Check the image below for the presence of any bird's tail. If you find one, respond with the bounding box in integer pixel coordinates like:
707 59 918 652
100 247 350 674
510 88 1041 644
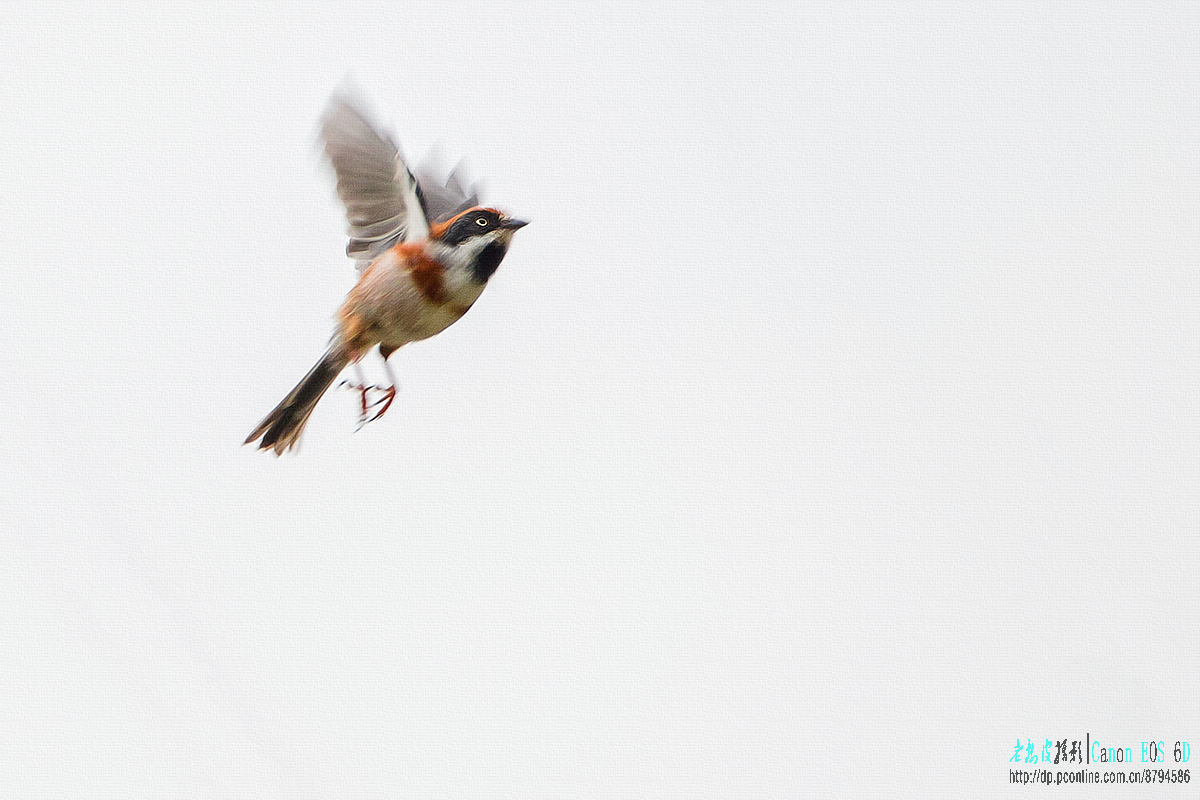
245 345 351 455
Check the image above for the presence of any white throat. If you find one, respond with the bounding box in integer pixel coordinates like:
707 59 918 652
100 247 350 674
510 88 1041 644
426 230 512 302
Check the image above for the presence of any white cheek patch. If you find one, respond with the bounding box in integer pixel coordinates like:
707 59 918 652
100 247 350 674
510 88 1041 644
451 232 503 264
431 232 506 299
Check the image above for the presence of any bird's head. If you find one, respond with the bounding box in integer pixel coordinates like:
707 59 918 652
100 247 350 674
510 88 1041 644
429 207 529 282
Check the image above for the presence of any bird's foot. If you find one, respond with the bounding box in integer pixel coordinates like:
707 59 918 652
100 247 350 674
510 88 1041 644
339 382 397 430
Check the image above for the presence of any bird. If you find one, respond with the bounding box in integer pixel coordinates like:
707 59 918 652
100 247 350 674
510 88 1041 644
245 95 528 455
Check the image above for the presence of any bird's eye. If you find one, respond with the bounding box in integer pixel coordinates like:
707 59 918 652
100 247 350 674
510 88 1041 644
475 218 489 227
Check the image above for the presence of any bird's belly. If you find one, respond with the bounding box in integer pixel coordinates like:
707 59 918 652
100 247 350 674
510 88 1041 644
372 295 468 348
391 275 480 342
350 252 479 349
407 303 467 339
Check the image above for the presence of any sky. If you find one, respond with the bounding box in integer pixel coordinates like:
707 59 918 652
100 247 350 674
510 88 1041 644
1 2 1199 797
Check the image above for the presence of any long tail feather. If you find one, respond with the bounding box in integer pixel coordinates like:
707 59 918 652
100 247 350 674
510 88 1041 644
245 346 350 455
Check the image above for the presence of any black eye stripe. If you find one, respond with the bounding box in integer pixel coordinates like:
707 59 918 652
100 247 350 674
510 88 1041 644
441 212 502 245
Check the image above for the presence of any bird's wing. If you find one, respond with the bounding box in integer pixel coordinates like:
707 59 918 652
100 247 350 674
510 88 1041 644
414 162 481 224
321 95 430 262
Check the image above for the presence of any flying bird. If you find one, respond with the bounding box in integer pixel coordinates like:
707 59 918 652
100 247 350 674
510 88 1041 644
245 95 528 455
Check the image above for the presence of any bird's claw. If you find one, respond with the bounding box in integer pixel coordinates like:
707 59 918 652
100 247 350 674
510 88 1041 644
340 381 397 430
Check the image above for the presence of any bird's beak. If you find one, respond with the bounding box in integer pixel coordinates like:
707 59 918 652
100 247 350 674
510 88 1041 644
501 217 530 230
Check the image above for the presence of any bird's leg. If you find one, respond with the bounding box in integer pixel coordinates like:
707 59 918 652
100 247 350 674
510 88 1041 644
339 350 398 428
353 364 371 420
363 356 398 424
339 363 378 429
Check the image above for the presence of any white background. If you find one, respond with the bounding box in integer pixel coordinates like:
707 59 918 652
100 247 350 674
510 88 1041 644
2 2 1198 797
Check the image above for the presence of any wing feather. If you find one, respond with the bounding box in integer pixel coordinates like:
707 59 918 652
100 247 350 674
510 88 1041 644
414 162 481 224
321 95 430 261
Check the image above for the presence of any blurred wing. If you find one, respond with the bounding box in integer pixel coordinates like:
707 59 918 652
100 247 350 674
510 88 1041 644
321 96 430 262
414 162 481 224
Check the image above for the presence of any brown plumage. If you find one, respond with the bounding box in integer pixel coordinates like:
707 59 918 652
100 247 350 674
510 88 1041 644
398 243 450 305
245 96 527 455
246 208 526 455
